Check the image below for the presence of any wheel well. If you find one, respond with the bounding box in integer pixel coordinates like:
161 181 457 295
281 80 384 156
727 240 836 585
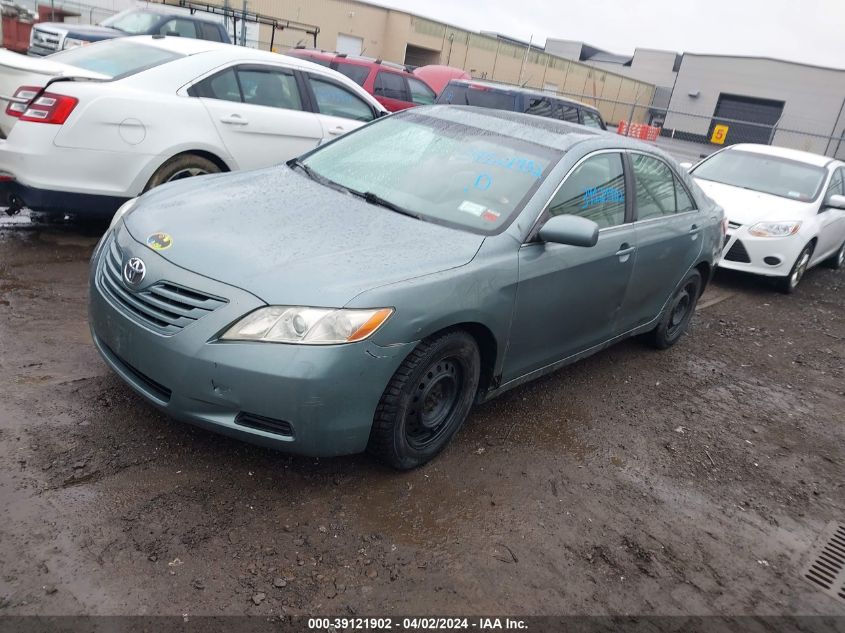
694 261 711 297
174 150 231 173
435 322 498 395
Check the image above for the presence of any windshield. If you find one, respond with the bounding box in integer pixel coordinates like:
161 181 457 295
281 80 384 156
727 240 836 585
49 40 183 79
301 113 558 234
101 9 161 34
692 149 826 202
437 84 517 111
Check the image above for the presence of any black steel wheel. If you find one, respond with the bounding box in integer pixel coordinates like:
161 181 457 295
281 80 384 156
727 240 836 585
368 330 480 470
647 269 702 350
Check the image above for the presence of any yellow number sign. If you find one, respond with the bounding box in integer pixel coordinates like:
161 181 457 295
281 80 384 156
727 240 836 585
711 124 729 145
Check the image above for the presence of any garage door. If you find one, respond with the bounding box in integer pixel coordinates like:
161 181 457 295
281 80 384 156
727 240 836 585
710 93 784 145
336 33 363 56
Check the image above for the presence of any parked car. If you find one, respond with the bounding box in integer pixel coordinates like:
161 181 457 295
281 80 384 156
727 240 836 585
28 7 230 56
437 79 607 129
89 106 723 469
285 48 436 111
412 64 470 95
0 36 386 219
688 144 845 293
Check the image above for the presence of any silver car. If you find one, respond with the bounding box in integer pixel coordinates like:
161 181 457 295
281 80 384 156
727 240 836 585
88 106 724 469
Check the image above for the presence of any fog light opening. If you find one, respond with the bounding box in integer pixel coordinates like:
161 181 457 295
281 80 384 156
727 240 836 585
764 256 781 266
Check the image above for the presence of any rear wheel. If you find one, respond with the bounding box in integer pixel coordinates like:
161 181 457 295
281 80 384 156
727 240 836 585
778 243 814 293
647 269 702 350
143 154 221 192
367 330 480 470
824 240 845 270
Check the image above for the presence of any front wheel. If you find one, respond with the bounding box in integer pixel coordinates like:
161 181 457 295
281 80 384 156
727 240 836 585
778 243 814 293
367 330 480 470
647 269 702 350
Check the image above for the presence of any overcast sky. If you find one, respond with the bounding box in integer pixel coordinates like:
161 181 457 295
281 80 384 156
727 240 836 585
376 0 845 68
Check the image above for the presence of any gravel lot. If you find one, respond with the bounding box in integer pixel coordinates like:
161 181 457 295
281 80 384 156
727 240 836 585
0 216 843 618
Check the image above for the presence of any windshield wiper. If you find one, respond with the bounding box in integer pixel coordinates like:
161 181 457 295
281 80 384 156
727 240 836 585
287 158 349 193
352 190 422 220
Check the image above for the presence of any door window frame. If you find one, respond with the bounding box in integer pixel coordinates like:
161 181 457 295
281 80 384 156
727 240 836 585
822 166 845 211
626 149 698 223
525 148 634 244
299 71 380 121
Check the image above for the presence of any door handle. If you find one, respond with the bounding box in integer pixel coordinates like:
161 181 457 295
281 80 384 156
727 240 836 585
616 243 635 257
689 224 700 234
220 114 248 125
328 126 346 136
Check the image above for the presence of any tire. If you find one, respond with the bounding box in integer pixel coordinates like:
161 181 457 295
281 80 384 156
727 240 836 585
647 269 702 350
778 243 814 294
824 240 845 270
143 154 221 192
367 330 481 470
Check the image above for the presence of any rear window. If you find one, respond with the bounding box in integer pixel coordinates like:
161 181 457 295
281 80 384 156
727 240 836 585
49 40 183 79
437 84 517 111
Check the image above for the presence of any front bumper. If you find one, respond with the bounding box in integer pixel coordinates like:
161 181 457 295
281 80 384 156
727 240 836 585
720 226 803 277
88 227 416 457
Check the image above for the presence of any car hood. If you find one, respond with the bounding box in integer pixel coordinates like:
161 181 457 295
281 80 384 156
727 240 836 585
38 22 123 39
124 168 485 306
694 178 815 225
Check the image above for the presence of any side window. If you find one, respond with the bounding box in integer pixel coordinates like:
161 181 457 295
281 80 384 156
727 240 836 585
827 168 844 198
333 62 369 86
674 175 696 212
524 97 555 118
581 110 604 129
237 67 302 110
308 76 374 122
547 153 626 229
632 154 677 220
408 77 436 105
199 22 223 42
160 19 198 38
373 71 407 101
556 102 580 124
188 68 241 103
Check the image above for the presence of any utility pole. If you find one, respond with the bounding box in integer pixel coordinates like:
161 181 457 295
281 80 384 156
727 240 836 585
240 0 247 46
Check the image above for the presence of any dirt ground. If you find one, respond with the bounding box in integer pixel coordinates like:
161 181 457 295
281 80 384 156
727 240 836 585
0 217 843 618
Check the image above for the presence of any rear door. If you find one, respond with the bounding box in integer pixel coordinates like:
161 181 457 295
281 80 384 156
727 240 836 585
190 64 323 170
505 151 635 380
302 71 378 139
372 70 413 111
622 152 702 329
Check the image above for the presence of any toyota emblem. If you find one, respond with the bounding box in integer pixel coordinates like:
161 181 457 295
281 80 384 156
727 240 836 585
123 257 146 286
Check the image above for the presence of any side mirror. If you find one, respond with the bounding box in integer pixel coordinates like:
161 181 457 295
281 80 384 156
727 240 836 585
826 194 845 210
538 214 599 247
679 162 693 170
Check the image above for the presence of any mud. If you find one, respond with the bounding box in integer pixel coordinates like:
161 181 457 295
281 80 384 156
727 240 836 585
0 219 843 617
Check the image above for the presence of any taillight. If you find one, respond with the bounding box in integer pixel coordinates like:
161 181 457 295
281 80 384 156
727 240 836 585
19 92 78 124
5 85 41 118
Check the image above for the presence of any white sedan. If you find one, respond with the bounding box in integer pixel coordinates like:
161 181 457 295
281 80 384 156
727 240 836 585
0 36 387 219
689 144 845 293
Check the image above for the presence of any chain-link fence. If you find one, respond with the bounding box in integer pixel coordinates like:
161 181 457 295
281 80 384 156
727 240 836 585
544 90 845 164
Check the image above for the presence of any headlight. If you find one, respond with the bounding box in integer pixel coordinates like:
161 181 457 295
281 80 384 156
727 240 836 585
109 197 138 230
62 37 88 50
221 306 394 344
748 221 801 237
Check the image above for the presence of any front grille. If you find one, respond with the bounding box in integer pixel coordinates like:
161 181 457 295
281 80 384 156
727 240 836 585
98 236 227 335
724 239 751 263
31 28 61 51
235 412 294 437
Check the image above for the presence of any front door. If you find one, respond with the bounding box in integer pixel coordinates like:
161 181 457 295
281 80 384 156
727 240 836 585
303 72 377 140
504 151 635 381
622 152 703 329
815 167 845 261
195 65 324 171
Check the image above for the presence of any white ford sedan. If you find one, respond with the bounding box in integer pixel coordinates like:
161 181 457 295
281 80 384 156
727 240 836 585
689 144 845 292
0 36 387 219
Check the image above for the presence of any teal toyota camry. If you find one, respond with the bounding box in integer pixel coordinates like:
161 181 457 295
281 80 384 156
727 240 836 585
89 106 724 469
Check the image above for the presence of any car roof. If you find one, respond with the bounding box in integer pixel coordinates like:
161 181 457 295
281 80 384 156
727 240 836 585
287 48 414 75
125 6 223 24
414 105 655 154
726 143 834 168
445 79 600 113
